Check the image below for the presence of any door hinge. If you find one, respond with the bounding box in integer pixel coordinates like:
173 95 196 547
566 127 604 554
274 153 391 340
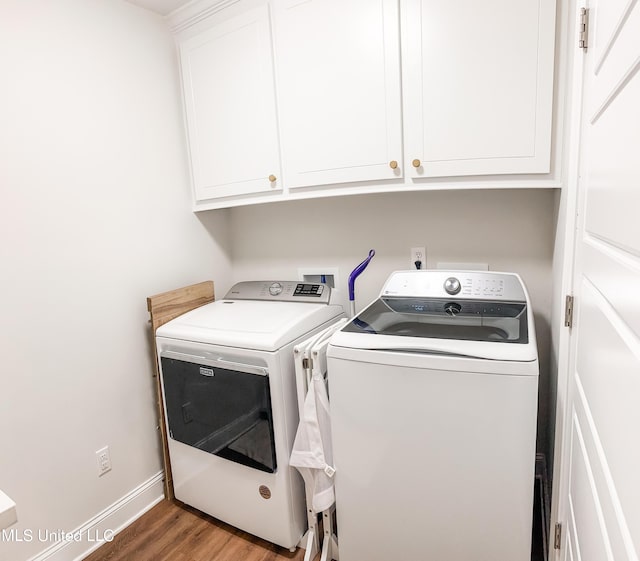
564 295 574 328
554 522 562 549
579 7 589 50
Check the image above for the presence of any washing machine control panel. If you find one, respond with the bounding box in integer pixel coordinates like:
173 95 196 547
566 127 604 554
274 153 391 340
459 276 506 298
382 271 526 302
224 281 331 303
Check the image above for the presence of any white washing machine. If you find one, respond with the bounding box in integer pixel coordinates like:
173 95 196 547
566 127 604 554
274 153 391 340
327 270 539 561
155 281 344 549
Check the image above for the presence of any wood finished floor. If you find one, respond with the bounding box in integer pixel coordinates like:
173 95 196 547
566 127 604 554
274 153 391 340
82 500 310 561
83 496 544 561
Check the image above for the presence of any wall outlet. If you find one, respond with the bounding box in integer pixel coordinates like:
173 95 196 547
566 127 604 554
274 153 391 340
410 247 426 269
96 446 112 477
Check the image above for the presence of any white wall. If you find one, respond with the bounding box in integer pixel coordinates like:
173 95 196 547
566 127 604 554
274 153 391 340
230 189 556 453
0 1 231 560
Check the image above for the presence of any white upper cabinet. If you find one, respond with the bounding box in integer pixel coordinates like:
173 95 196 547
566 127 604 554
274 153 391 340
273 0 403 189
172 0 558 208
178 3 281 201
402 0 556 178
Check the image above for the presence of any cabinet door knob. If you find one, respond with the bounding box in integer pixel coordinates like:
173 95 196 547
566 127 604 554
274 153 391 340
268 174 277 182
389 160 398 169
412 159 421 168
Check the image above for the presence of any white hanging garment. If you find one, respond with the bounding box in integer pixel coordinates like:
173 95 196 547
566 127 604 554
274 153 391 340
290 319 347 513
290 366 336 512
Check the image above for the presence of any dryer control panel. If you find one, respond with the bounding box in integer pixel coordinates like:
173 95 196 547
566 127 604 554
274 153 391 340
224 281 331 304
381 271 527 302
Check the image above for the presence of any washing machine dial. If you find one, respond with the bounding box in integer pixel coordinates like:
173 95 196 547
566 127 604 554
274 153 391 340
444 277 461 295
268 282 283 296
444 302 462 317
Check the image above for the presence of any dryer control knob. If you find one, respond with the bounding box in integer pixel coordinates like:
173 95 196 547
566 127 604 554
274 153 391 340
269 282 283 296
444 277 461 295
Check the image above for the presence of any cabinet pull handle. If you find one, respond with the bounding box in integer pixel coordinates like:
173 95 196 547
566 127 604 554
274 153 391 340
268 174 277 182
412 159 421 168
389 160 398 169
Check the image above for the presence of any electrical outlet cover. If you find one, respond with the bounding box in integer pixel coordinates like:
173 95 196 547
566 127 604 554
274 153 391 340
410 247 426 269
96 446 112 476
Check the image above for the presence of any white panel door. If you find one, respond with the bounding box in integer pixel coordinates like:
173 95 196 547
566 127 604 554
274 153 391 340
555 2 640 560
273 0 402 189
179 4 281 201
402 0 556 178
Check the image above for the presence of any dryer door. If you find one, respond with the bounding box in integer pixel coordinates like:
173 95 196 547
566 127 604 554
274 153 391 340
160 351 277 473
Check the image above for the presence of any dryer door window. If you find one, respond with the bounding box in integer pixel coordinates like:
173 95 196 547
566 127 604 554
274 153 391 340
161 355 277 473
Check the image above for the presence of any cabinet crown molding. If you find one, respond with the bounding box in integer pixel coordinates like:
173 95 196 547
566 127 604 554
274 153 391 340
167 0 241 33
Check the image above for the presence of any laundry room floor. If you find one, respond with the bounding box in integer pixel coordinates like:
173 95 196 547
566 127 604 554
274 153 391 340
82 500 305 561
83 497 547 561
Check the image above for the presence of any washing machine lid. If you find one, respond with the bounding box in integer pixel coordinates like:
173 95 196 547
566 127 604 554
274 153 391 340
330 270 537 362
343 296 528 340
156 299 344 351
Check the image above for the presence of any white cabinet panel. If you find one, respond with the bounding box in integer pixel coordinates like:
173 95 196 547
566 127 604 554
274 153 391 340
273 0 402 188
402 0 556 178
179 4 281 201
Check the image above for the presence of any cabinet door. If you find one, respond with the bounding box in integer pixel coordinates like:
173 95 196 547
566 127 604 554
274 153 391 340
179 4 281 201
274 0 402 189
402 0 556 178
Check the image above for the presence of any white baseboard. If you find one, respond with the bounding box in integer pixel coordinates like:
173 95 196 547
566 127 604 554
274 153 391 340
28 471 164 561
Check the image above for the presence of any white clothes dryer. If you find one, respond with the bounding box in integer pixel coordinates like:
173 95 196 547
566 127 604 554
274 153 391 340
327 270 539 561
155 281 344 550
